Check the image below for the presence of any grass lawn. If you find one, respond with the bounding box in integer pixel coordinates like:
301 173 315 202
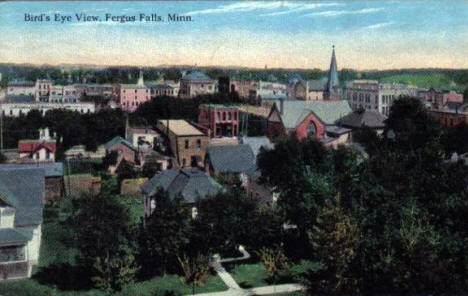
379 73 465 92
229 263 270 289
0 200 227 296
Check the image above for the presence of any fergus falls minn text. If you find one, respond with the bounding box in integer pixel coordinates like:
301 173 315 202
24 13 193 23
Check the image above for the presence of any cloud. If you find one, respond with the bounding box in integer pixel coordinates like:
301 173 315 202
364 21 396 30
306 7 384 17
186 1 303 16
259 3 343 17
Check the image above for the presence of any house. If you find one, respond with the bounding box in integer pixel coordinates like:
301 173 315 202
119 70 150 112
0 163 64 202
0 167 45 280
18 128 56 163
198 104 240 138
6 81 35 98
178 71 216 99
289 79 328 101
104 136 138 166
141 168 222 219
126 126 162 151
337 108 387 134
148 81 180 98
266 99 353 147
421 88 463 110
156 120 209 168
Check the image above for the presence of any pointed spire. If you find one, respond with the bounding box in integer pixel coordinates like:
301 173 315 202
137 69 144 86
326 45 340 100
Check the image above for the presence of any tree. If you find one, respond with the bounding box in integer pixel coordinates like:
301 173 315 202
305 194 359 294
69 195 138 291
139 190 191 276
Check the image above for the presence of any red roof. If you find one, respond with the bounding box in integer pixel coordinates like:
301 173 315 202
18 141 56 154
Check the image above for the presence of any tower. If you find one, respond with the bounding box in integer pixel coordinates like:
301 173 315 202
137 69 144 86
325 45 340 100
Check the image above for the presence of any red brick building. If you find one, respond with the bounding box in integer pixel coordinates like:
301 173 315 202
428 109 468 127
422 88 463 109
198 104 239 138
267 100 352 147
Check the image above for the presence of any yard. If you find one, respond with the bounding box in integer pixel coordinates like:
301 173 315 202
0 196 227 296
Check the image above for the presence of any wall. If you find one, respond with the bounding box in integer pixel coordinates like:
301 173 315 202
0 207 15 229
119 87 150 112
295 113 325 141
107 143 136 164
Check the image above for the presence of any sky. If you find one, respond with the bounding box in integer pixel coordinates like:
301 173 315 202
0 1 468 70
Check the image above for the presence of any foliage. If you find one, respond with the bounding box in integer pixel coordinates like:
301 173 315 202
257 246 291 283
177 253 211 287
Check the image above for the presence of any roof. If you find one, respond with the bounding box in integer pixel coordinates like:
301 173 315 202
158 120 204 136
8 81 35 87
141 168 221 203
325 125 352 135
0 168 45 227
199 104 238 110
0 162 63 177
308 79 327 91
18 140 57 154
206 144 256 174
120 84 148 89
127 127 159 136
148 83 175 90
104 136 137 151
0 228 31 246
181 71 213 82
337 109 387 129
271 100 353 129
6 95 35 103
326 46 340 97
240 136 274 157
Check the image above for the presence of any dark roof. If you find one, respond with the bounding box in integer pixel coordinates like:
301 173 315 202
240 136 274 157
325 125 352 135
0 163 63 177
206 144 256 174
8 81 35 87
308 79 327 91
337 109 386 129
181 71 213 82
0 228 31 246
326 46 340 97
0 168 45 227
104 136 136 151
6 95 35 103
141 168 221 204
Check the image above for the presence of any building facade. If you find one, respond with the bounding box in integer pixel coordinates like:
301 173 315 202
421 88 464 109
119 71 150 112
0 102 96 117
178 71 216 99
156 120 209 168
6 81 35 98
345 80 418 116
198 104 239 138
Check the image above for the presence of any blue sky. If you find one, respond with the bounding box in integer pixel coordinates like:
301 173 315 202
1 1 467 69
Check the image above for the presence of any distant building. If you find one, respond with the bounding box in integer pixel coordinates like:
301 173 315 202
119 70 150 112
344 80 418 116
218 76 231 94
230 80 259 100
267 100 352 148
289 79 328 101
205 144 256 177
35 80 53 102
141 168 222 219
250 81 287 105
0 102 95 117
198 104 239 138
148 81 179 98
178 71 216 99
6 81 35 98
420 88 463 110
126 126 162 150
104 136 138 165
156 119 209 168
428 109 468 127
0 167 45 279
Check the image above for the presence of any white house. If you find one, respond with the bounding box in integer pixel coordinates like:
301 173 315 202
0 167 45 279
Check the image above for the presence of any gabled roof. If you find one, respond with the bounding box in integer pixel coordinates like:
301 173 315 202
0 168 45 227
239 136 274 157
18 140 57 154
181 71 213 82
206 144 256 174
270 100 352 129
104 136 137 152
0 228 31 246
337 109 386 129
141 168 221 204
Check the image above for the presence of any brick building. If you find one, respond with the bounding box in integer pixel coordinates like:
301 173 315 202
197 104 239 138
156 120 209 168
428 109 468 127
421 88 463 109
119 70 150 112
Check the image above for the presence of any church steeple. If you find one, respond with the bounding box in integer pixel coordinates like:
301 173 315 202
326 45 340 100
137 69 144 86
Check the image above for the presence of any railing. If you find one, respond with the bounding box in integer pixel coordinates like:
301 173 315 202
0 261 29 280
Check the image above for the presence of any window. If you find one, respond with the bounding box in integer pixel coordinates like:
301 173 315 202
216 112 220 121
185 140 189 149
46 151 50 159
182 158 186 166
196 139 201 149
0 246 25 263
228 112 232 120
307 121 316 138
222 112 226 121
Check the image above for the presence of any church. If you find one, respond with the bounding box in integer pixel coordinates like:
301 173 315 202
288 46 341 101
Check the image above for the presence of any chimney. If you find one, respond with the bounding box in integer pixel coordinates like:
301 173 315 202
279 98 284 115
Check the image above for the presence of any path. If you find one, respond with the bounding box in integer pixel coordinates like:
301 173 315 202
185 245 306 296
